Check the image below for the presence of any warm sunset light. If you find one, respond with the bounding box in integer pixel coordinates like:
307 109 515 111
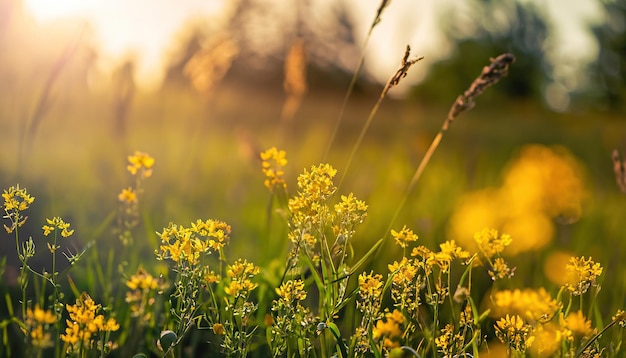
23 0 228 89
24 0 92 20
20 0 601 93
2 0 626 357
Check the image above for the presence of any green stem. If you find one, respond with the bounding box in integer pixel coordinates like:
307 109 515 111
322 4 385 162
336 82 392 192
385 129 444 234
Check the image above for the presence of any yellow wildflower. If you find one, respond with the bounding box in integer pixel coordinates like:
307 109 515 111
260 147 288 190
204 270 220 284
157 220 230 266
126 267 160 290
373 310 405 349
25 305 57 348
390 225 418 248
490 288 560 324
388 257 418 285
563 256 603 296
358 271 383 300
27 306 56 325
495 314 534 352
474 228 511 258
529 322 562 357
561 310 594 338
224 259 259 297
61 293 119 351
42 217 74 237
2 184 35 212
333 193 368 237
126 151 154 178
2 184 34 233
296 163 337 202
440 240 470 260
118 187 137 203
275 279 307 302
490 257 514 280
191 219 232 252
435 323 466 354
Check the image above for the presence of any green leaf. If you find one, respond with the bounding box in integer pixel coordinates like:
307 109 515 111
349 238 383 275
327 322 348 358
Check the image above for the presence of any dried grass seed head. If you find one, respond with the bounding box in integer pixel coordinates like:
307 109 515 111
445 53 516 129
388 45 424 89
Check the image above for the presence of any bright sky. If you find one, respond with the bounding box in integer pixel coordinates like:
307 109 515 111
23 0 604 95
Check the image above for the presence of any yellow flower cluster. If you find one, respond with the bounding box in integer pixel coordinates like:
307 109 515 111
224 259 260 297
333 193 368 238
2 184 35 212
125 267 165 322
373 310 405 350
561 310 594 338
406 240 470 278
490 288 560 324
474 228 511 258
391 225 418 248
388 257 419 286
126 151 154 178
285 162 367 265
295 163 337 202
563 256 603 296
288 163 338 229
495 314 534 352
42 217 74 237
449 145 586 255
260 147 288 190
427 240 470 273
435 323 466 355
157 219 231 266
472 228 514 280
2 184 35 233
117 187 137 204
24 305 56 348
126 267 161 290
524 310 596 357
275 279 307 302
61 293 119 350
358 271 383 301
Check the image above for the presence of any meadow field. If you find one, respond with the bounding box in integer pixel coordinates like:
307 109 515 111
2 3 626 357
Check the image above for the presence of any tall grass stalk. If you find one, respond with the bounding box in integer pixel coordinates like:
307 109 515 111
384 53 516 234
337 45 423 191
322 0 393 162
17 29 85 174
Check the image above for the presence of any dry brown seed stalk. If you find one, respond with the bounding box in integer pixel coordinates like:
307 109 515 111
373 0 392 27
444 53 516 130
388 45 424 89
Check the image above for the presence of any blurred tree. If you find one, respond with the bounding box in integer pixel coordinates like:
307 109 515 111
585 0 626 112
410 0 552 106
161 0 362 91
162 24 205 89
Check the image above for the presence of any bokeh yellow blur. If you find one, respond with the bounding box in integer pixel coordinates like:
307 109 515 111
448 144 586 255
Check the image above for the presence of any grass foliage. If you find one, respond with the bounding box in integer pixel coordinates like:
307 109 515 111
2 1 626 357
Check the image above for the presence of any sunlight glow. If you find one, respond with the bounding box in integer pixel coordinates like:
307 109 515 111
23 0 227 90
22 0 603 94
25 0 98 20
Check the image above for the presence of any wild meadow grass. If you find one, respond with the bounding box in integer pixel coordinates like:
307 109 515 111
3 2 626 358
